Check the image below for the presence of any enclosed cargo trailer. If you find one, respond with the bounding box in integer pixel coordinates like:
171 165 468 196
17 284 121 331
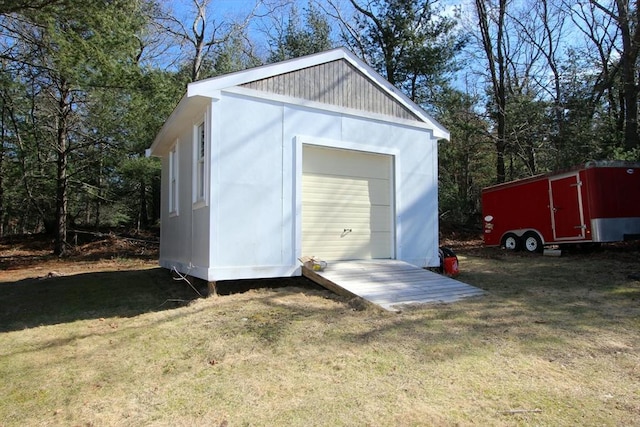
482 161 640 252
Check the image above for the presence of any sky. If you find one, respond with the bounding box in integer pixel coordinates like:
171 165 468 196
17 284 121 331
164 0 317 58
164 0 472 53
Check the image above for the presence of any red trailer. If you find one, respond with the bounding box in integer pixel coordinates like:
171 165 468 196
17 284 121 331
482 161 640 252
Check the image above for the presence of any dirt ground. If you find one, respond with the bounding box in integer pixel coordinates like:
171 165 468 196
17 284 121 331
0 228 485 283
0 231 160 282
3 229 640 282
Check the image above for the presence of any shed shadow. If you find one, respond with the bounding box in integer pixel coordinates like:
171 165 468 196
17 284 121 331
0 268 332 333
0 268 200 333
213 276 325 296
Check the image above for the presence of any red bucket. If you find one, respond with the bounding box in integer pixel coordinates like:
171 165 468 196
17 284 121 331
439 247 459 276
443 256 459 276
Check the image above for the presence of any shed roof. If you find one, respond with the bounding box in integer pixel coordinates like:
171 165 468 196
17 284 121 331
150 47 448 155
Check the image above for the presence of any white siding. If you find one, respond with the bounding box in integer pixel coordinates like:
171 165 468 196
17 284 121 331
158 105 210 279
159 91 440 281
159 129 192 268
209 96 286 274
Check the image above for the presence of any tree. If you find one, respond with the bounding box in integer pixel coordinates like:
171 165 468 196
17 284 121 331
0 0 152 253
110 69 184 230
327 0 465 105
437 88 494 225
268 2 333 62
474 0 509 183
590 0 640 152
212 33 263 75
565 1 629 156
156 0 267 82
556 49 611 162
0 0 65 15
509 0 572 169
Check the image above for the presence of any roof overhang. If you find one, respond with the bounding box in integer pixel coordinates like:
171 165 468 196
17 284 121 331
148 94 211 156
149 47 449 157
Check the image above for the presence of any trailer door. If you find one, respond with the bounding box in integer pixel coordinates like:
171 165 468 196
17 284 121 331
549 173 586 240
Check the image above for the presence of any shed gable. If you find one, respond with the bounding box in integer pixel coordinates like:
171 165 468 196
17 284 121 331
240 59 420 122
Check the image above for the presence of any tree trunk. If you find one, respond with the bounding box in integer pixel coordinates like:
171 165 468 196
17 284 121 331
191 0 207 81
54 82 71 256
496 121 506 182
54 135 68 255
151 173 161 226
616 0 640 150
476 0 508 183
540 0 565 168
138 178 148 231
95 146 103 229
0 96 5 238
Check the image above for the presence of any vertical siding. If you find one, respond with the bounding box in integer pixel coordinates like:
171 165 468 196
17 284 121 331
241 59 419 121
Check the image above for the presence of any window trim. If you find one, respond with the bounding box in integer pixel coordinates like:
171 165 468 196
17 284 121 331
193 114 209 209
169 140 179 217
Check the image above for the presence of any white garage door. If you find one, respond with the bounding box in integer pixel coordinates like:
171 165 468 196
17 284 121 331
302 145 393 261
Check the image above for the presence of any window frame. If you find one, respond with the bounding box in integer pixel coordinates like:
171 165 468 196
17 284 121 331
193 115 208 208
168 140 179 217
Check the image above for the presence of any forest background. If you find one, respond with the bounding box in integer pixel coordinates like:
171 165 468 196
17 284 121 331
0 0 638 254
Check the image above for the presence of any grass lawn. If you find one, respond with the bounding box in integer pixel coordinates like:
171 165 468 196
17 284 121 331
1 239 639 426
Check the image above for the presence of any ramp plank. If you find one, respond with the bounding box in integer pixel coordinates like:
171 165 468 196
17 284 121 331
303 260 485 311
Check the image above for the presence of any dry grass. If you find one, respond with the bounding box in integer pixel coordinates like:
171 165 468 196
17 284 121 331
1 237 639 426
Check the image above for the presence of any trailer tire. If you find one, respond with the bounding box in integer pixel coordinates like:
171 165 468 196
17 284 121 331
523 232 543 253
502 233 521 251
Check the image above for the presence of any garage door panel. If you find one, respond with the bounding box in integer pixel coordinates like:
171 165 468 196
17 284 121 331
303 205 371 219
303 147 391 179
302 145 393 261
306 214 370 234
305 175 391 206
304 204 371 216
304 176 371 200
305 193 371 206
302 233 390 260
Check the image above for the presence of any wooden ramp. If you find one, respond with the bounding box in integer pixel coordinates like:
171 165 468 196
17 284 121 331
302 260 484 311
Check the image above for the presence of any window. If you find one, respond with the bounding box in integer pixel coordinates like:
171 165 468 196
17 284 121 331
169 142 179 215
195 121 206 204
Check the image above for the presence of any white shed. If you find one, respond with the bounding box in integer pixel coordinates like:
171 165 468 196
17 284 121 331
149 48 449 283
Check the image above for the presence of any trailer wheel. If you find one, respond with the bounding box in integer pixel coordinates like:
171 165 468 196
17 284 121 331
502 233 521 251
523 232 543 253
